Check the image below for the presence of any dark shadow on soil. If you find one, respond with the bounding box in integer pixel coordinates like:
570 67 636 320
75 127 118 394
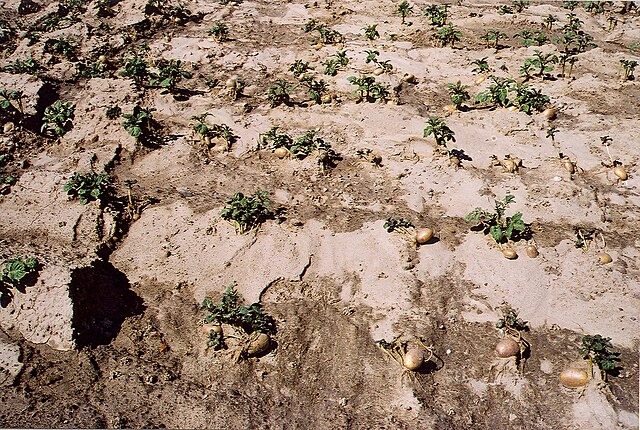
69 260 145 347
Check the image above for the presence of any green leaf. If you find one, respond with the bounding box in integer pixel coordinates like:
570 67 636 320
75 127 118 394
490 225 503 243
4 261 26 282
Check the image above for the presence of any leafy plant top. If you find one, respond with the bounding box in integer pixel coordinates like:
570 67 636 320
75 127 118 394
465 194 528 244
347 75 389 102
64 172 111 205
496 307 529 332
423 4 449 26
423 116 455 148
323 50 349 76
220 191 272 233
261 126 293 150
119 47 151 88
579 334 620 380
446 81 470 108
122 105 156 141
41 101 75 137
2 257 38 286
397 0 413 25
201 284 276 343
363 24 380 40
304 20 343 45
384 216 413 233
291 130 322 158
267 80 294 107
435 23 462 47
150 59 192 92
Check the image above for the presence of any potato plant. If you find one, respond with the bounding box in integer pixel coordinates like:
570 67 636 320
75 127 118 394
303 20 343 45
435 23 462 48
555 17 596 54
377 337 440 378
423 4 449 26
494 306 530 374
76 58 109 79
423 116 455 149
482 30 508 50
0 89 24 125
323 50 349 76
396 0 413 25
191 114 237 151
291 130 322 159
300 75 328 104
365 51 392 74
2 257 38 288
122 105 156 142
543 14 558 30
208 22 229 42
475 76 513 107
316 139 341 174
3 57 42 76
0 175 16 194
583 1 605 14
527 50 558 78
201 284 276 352
64 172 111 205
105 105 122 120
476 77 549 114
446 81 470 109
573 224 600 250
514 30 548 47
1 257 39 305
363 24 379 41
620 59 637 81
465 194 529 245
578 334 620 381
41 101 75 137
260 126 293 151
383 216 413 233
557 53 578 78
267 79 294 107
145 0 192 23
43 36 77 62
356 148 382 166
471 57 489 74
289 59 313 79
150 59 192 93
347 75 389 102
220 191 272 233
119 47 151 88
512 83 550 114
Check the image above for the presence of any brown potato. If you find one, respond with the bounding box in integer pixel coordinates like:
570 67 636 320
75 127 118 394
502 247 517 259
415 228 434 245
403 348 424 371
495 338 520 358
559 368 589 388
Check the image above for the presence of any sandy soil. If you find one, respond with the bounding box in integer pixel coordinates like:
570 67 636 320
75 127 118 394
0 0 638 428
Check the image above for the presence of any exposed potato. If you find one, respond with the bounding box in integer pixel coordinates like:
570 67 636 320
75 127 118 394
403 348 424 371
598 252 612 264
542 108 557 120
502 247 517 259
415 228 434 245
495 338 519 358
613 166 628 181
525 245 539 258
559 368 589 388
246 333 270 356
